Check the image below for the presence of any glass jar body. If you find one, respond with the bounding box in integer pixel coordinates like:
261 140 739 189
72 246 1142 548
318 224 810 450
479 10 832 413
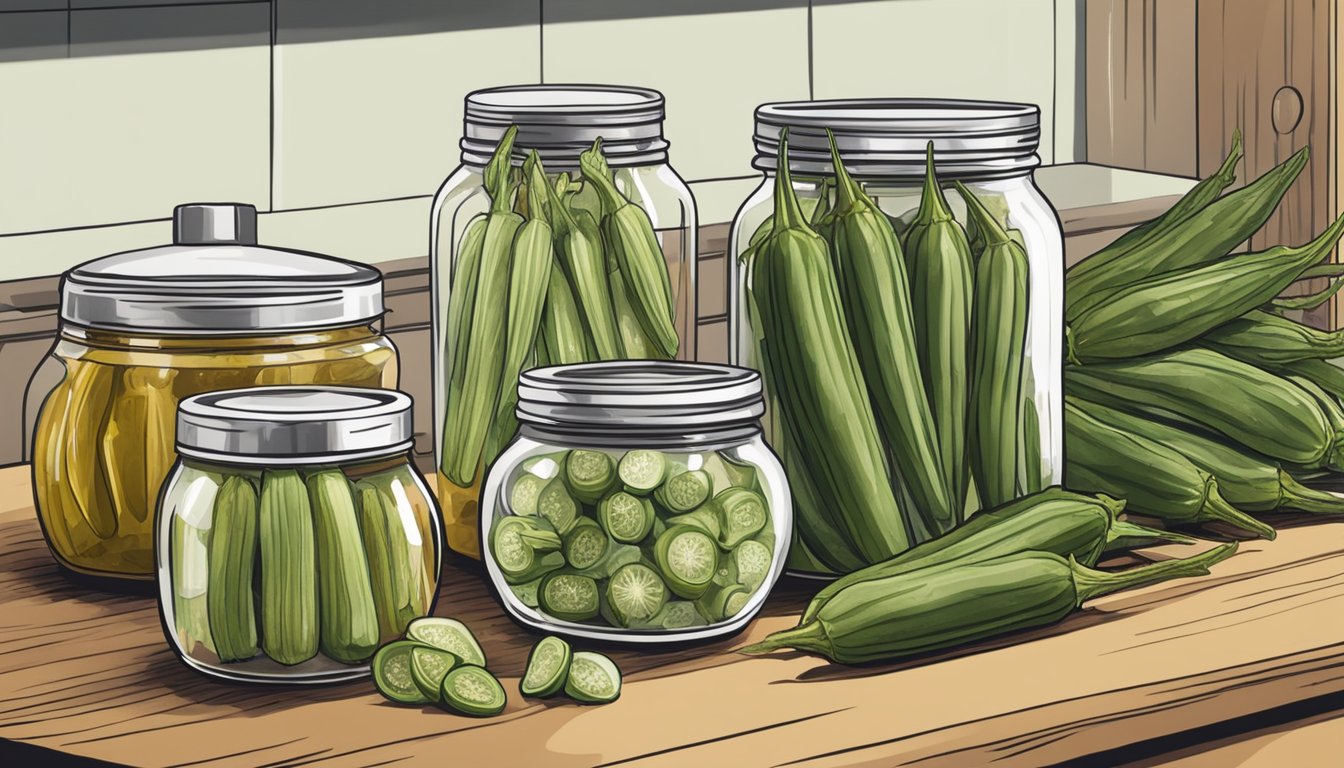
156 454 440 684
29 325 398 580
479 428 791 643
431 160 699 559
729 171 1064 574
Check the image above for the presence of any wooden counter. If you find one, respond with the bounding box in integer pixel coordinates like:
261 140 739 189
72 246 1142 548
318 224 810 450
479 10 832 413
1 464 1341 767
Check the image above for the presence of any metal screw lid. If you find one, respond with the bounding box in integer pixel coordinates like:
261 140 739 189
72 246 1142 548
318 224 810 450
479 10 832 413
753 98 1041 180
60 202 384 335
516 361 764 433
461 84 669 171
176 386 414 465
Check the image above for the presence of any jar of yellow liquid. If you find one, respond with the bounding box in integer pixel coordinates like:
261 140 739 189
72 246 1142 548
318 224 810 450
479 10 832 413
28 203 398 581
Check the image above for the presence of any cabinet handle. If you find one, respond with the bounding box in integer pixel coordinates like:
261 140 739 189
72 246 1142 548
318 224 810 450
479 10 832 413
1273 86 1304 135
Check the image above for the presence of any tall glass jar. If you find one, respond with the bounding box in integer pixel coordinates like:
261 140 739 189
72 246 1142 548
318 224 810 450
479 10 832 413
729 99 1064 577
157 387 441 684
431 85 698 559
480 362 790 643
27 204 397 581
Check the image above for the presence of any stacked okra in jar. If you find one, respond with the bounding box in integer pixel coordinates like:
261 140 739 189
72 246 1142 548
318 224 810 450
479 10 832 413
744 129 1040 572
491 448 775 630
170 464 435 667
440 125 681 494
1060 131 1344 535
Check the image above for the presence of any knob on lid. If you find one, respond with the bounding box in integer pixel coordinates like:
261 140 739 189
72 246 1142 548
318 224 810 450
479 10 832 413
174 203 258 245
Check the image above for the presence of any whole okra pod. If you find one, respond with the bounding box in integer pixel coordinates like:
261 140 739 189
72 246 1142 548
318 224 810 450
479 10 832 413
824 130 950 534
903 143 975 520
959 182 1030 508
748 543 1237 664
1201 309 1344 365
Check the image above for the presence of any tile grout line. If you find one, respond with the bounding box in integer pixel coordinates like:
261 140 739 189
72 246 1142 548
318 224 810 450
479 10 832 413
538 0 544 83
806 0 814 100
268 0 276 212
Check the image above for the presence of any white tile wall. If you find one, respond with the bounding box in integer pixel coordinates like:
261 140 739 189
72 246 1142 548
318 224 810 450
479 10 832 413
543 1 810 183
0 2 270 234
812 0 1062 164
272 0 540 210
0 0 1086 277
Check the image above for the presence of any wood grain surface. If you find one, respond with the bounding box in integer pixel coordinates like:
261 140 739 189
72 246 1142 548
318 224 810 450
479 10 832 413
1 465 1342 767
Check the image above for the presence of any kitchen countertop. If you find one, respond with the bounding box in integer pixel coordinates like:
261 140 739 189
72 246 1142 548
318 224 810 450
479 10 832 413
1 464 1341 767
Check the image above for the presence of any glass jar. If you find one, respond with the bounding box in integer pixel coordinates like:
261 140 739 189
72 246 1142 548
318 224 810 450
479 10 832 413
432 84 698 559
27 203 397 581
157 387 441 684
480 362 790 644
729 99 1064 577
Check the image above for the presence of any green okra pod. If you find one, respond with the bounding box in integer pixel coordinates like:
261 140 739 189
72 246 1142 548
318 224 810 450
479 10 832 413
1065 348 1344 471
903 143 975 520
259 469 319 666
748 543 1237 664
824 131 950 533
443 125 523 486
753 128 910 565
959 182 1031 508
580 139 679 359
553 185 622 360
1201 309 1344 365
484 151 557 464
1067 138 1303 320
206 475 260 663
1063 399 1276 539
1074 396 1344 516
308 469 380 664
1068 212 1344 363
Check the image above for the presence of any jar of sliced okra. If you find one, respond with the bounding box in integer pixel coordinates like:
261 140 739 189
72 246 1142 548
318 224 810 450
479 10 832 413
156 386 441 684
480 362 790 643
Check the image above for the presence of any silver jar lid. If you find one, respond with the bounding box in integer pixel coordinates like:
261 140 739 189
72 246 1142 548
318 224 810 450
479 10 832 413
753 98 1041 180
461 84 669 171
61 203 384 334
516 362 764 433
176 386 414 465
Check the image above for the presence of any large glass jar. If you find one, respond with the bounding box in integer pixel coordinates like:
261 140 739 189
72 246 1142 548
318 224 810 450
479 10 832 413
729 100 1064 577
480 362 790 644
432 85 698 559
28 203 397 581
157 387 440 684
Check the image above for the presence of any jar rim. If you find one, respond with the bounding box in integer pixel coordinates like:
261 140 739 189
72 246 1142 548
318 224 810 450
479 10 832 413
176 386 414 465
461 84 670 171
516 361 764 433
753 98 1041 181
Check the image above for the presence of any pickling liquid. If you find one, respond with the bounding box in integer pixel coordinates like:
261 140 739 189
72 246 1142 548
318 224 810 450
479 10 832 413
32 326 397 579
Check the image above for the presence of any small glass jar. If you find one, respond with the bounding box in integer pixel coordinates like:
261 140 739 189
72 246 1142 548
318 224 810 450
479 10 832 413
27 203 397 581
480 362 790 644
157 387 441 684
432 85 699 560
729 100 1064 577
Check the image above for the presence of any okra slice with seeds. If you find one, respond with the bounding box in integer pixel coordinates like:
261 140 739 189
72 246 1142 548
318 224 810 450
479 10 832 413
715 487 768 548
606 562 668 626
618 450 666 494
733 539 773 592
510 473 546 516
536 477 580 534
655 525 719 599
565 651 622 704
439 665 507 717
406 617 487 668
372 640 433 705
538 573 601 622
562 517 610 570
520 636 572 698
654 469 712 514
565 450 617 505
597 491 655 543
409 645 462 703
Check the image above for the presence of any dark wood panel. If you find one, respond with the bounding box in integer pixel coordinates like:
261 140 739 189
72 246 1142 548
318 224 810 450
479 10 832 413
1085 0 1198 177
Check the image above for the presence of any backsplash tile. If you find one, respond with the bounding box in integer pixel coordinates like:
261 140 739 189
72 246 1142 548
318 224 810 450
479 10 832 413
0 8 64 64
0 3 269 234
811 0 1060 165
272 0 540 210
542 1 810 183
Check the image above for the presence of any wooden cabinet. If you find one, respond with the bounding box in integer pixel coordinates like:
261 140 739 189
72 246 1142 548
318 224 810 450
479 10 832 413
1086 0 1337 326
